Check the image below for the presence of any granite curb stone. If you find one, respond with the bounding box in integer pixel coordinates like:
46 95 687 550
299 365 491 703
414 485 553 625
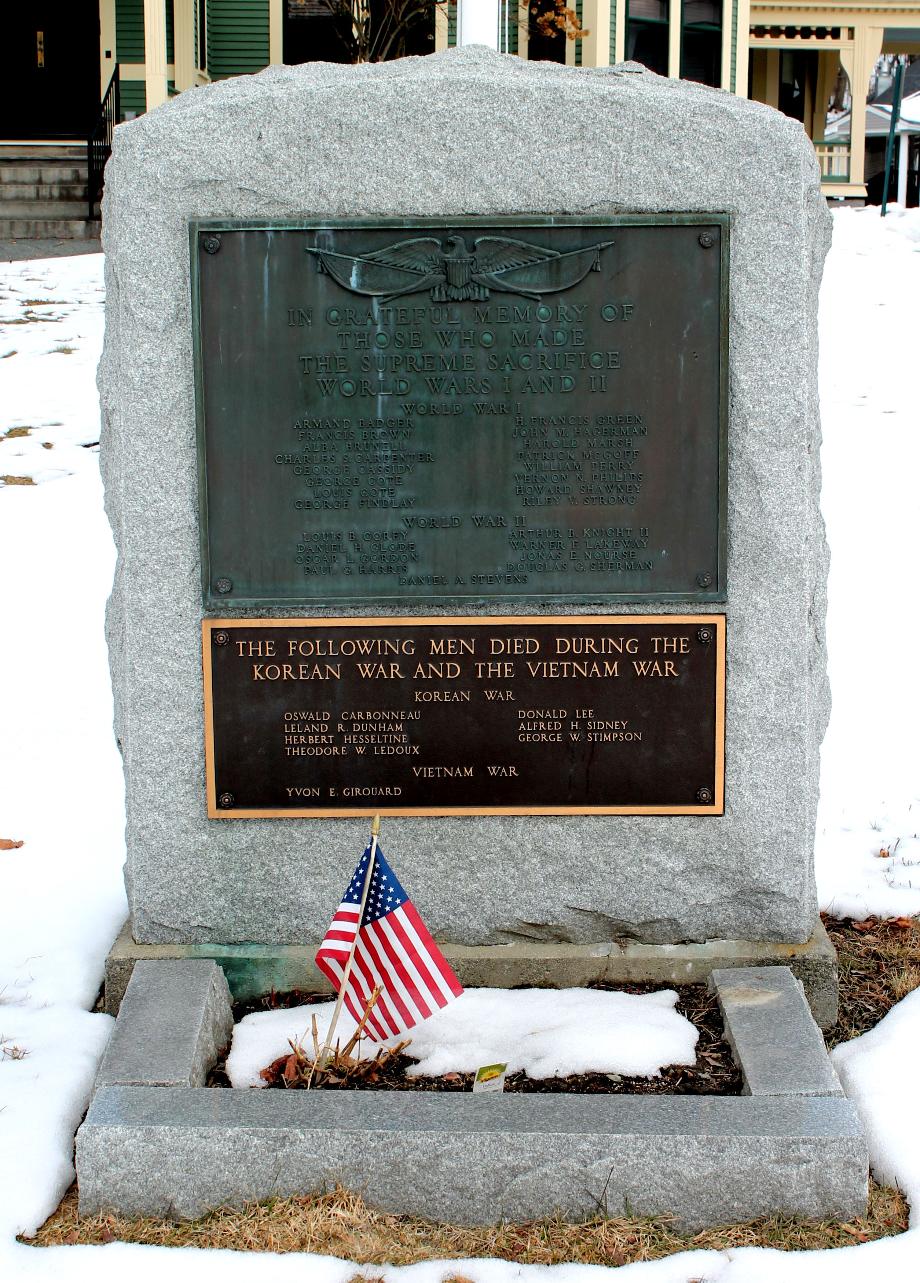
94 959 233 1091
710 965 843 1096
76 1085 867 1227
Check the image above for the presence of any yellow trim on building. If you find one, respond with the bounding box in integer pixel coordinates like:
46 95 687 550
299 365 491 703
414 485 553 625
517 3 530 58
269 0 283 65
174 0 196 91
435 2 449 52
100 0 117 95
615 0 627 62
722 0 735 89
120 62 176 80
668 1 683 78
583 0 613 66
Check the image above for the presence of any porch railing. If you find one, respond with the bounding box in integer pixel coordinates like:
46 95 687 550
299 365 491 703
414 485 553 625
87 66 120 220
815 139 851 184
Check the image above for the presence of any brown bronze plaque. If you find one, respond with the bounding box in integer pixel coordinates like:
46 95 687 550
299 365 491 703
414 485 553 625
203 616 725 817
192 217 728 608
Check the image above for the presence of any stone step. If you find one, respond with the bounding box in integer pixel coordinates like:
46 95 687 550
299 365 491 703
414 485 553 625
0 217 98 240
0 181 88 202
0 164 88 185
0 199 89 219
0 145 86 161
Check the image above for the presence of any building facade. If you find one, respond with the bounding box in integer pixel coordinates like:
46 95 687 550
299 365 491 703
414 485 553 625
2 1 919 200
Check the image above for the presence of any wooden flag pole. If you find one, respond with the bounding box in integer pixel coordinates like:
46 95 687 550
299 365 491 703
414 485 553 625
314 814 380 1073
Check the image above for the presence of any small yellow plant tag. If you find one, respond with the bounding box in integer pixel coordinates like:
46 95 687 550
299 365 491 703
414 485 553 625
472 1062 508 1093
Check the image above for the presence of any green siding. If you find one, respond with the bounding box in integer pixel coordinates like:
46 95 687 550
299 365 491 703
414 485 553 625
119 79 147 118
116 0 145 62
116 0 175 63
207 0 271 79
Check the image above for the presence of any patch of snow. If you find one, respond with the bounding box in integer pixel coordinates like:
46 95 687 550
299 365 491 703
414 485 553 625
816 207 920 923
833 988 920 1226
227 987 699 1088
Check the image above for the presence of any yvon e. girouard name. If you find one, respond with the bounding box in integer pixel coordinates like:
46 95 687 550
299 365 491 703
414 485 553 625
203 616 726 817
192 218 727 607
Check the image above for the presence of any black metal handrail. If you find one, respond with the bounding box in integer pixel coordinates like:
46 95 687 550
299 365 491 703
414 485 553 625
87 66 120 221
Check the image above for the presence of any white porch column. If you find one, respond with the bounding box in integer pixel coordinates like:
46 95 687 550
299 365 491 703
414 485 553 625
174 0 195 93
269 0 283 64
840 24 884 192
143 0 169 109
582 0 611 67
898 132 909 207
457 0 499 48
668 1 682 80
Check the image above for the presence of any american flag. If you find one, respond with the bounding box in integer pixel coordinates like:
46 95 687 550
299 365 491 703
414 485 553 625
315 843 464 1042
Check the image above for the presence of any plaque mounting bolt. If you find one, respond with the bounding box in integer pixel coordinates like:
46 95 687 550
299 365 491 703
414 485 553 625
697 626 714 645
696 787 714 804
218 792 235 809
696 573 713 588
698 232 715 249
215 577 233 595
213 630 230 647
202 235 221 255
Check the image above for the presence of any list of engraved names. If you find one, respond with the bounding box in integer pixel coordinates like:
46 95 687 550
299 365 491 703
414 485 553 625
205 619 725 815
195 221 724 604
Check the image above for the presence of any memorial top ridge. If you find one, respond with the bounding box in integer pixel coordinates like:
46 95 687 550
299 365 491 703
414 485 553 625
192 216 728 609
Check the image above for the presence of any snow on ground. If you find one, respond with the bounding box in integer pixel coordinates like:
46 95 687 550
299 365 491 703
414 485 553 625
228 987 698 1087
0 207 919 1281
815 206 920 923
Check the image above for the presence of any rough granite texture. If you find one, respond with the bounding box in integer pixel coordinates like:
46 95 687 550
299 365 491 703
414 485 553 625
99 47 832 946
94 960 232 1090
77 1086 866 1226
104 917 839 1027
711 966 843 1096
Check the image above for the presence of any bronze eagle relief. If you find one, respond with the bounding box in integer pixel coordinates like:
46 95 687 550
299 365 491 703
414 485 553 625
305 234 615 303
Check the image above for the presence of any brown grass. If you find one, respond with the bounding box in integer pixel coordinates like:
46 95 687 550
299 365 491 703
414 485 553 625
0 474 35 485
3 426 31 438
826 913 920 1047
25 1181 907 1262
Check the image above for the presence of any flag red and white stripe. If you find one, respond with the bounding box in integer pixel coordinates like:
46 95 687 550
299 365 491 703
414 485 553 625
315 843 463 1042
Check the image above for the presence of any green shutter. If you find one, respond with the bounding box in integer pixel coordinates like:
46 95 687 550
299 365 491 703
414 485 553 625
116 0 145 62
610 0 618 62
207 0 271 79
731 0 738 91
448 1 457 48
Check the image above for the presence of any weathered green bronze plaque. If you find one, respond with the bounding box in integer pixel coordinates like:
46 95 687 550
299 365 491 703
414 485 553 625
192 218 727 607
203 616 726 817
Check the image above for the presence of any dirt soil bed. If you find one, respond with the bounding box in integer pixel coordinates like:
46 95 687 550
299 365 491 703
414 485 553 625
207 982 742 1095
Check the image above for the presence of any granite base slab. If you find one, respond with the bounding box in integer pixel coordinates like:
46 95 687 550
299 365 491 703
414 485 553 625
77 1087 866 1228
78 960 861 1226
104 917 839 1028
